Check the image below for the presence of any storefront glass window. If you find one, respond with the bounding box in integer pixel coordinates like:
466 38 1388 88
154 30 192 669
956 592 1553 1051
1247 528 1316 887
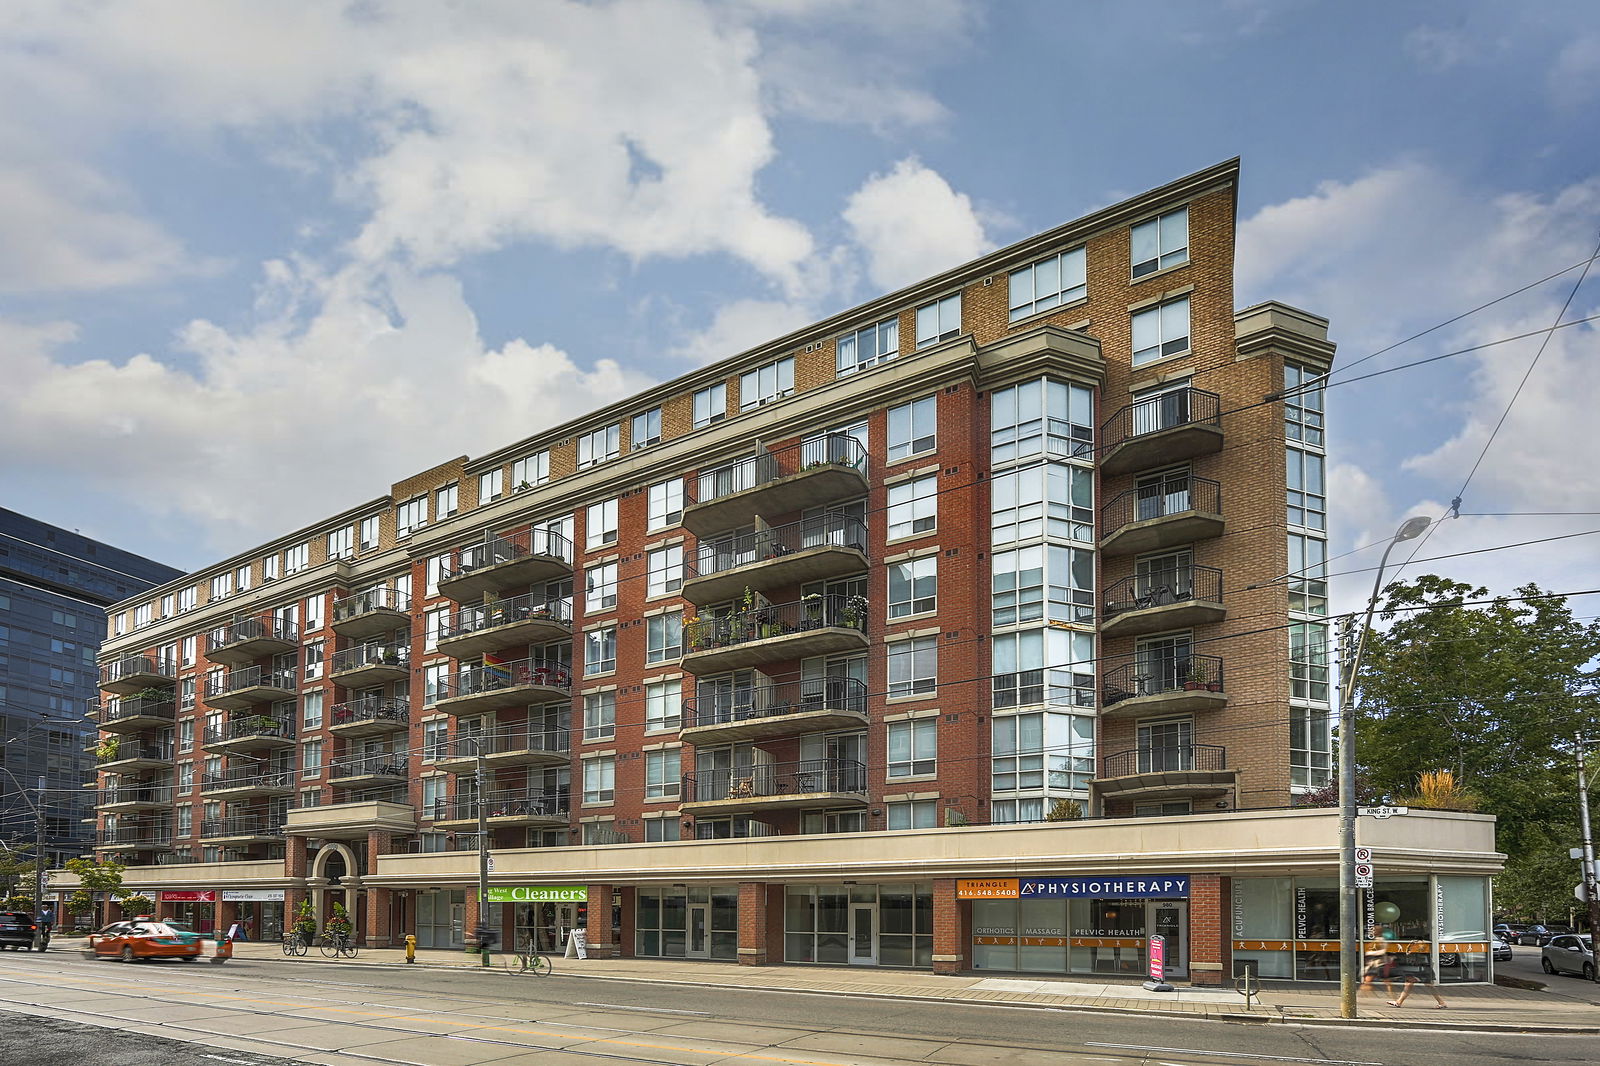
633 886 736 960
1231 876 1293 978
1437 875 1490 983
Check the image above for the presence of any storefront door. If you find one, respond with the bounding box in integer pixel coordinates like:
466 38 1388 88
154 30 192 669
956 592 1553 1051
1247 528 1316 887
449 902 466 945
686 903 711 959
1149 900 1187 978
849 903 877 965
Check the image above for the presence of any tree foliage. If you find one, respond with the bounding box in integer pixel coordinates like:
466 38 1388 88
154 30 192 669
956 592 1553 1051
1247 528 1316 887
63 857 127 916
1352 576 1600 917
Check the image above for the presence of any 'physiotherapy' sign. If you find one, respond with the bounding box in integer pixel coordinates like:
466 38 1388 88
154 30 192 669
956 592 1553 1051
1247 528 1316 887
960 876 1189 899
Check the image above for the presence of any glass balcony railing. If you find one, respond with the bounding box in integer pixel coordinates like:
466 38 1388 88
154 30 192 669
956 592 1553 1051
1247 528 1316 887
204 666 297 700
332 587 411 625
330 696 410 730
442 594 572 641
329 642 410 675
441 726 570 761
329 755 408 780
689 514 867 581
683 594 866 653
682 677 868 729
686 434 868 510
684 758 866 803
438 658 571 701
425 792 568 823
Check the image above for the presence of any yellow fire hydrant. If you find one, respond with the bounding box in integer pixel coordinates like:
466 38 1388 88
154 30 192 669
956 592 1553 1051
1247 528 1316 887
405 934 416 964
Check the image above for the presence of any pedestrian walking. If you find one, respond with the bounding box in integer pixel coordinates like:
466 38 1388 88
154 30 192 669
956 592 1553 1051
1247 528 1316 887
1388 959 1448 1009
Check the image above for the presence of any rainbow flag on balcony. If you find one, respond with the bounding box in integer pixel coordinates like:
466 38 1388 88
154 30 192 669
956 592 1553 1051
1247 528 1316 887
482 651 512 685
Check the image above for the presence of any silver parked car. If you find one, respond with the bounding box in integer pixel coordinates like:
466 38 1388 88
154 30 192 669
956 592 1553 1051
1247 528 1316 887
1541 933 1594 979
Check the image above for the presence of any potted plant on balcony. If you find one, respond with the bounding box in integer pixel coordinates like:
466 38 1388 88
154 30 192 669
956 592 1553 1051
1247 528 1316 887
801 592 823 629
380 647 403 666
1182 660 1216 692
96 737 121 762
841 595 868 630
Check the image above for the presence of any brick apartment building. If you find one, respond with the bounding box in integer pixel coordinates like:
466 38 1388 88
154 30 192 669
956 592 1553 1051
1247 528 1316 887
64 159 1500 983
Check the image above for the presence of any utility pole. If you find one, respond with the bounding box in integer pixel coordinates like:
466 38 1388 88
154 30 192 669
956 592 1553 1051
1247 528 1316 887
476 738 490 967
1576 736 1600 982
32 776 46 950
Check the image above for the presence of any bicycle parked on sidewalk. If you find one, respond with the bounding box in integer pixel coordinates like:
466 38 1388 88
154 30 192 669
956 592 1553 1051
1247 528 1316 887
505 935 552 976
319 930 359 958
281 932 308 957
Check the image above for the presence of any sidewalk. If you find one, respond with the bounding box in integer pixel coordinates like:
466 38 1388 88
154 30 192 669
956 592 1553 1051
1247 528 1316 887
192 940 1598 1033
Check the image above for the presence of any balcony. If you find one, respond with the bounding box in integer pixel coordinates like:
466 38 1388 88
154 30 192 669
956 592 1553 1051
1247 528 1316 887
202 714 295 753
682 758 867 815
329 755 408 788
204 666 297 710
285 799 417 839
438 528 574 602
682 434 869 537
94 828 173 851
200 768 295 799
682 515 869 606
434 658 571 716
99 655 176 696
329 643 411 688
199 817 286 845
426 792 568 829
1100 475 1223 557
681 595 869 675
434 727 570 773
1099 388 1223 477
96 741 175 773
1100 653 1227 719
1101 565 1225 639
96 785 174 812
329 696 410 739
1090 744 1238 805
681 677 868 746
331 587 412 640
436 595 572 660
94 695 176 734
206 615 300 666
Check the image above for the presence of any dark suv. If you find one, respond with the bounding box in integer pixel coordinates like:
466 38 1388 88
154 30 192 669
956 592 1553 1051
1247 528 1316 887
0 912 45 951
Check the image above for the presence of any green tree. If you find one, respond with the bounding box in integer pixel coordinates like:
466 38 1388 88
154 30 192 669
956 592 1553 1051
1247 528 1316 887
63 857 128 918
1352 576 1600 916
0 853 45 905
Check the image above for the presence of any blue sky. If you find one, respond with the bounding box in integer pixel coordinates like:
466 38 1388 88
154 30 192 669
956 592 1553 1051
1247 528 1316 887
1 0 1597 614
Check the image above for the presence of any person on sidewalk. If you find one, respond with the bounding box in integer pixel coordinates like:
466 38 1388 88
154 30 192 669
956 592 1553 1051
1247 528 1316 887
1388 960 1448 1009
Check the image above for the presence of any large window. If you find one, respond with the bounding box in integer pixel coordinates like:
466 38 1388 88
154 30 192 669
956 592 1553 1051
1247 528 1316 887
887 719 937 778
1290 621 1331 703
646 611 682 664
647 546 683 597
991 628 1095 708
887 557 937 618
1290 705 1332 788
436 482 459 519
915 293 961 347
396 495 427 536
1132 295 1191 366
585 627 617 675
1284 362 1326 447
837 316 899 375
648 479 683 530
886 800 938 830
887 476 937 540
990 378 1094 463
1288 533 1328 615
1131 206 1189 278
585 562 617 613
739 357 794 410
512 450 549 489
887 395 936 462
645 679 681 732
887 636 937 698
991 544 1094 626
991 710 1094 795
584 691 616 741
583 756 615 804
478 469 503 503
632 406 662 449
423 662 449 706
327 525 353 560
645 750 681 800
578 423 620 468
990 463 1094 545
693 383 727 428
1009 247 1086 320
1287 447 1326 530
586 498 618 548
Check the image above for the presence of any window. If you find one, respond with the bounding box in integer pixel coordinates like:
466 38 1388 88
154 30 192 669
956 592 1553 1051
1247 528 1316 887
478 469 503 503
645 749 681 800
423 663 449 706
113 612 126 635
887 799 939 830
304 639 324 681
578 423 620 468
282 541 309 575
1285 362 1326 447
1131 206 1188 278
433 482 458 520
887 557 937 618
426 553 447 596
990 378 1094 463
693 383 727 428
179 718 194 753
887 719 936 778
990 463 1094 545
632 407 662 449
1291 705 1333 788
739 357 794 410
645 612 682 664
646 546 682 597
583 756 615 804
425 607 448 651
887 476 937 540
359 514 381 551
887 636 937 698
159 594 174 618
1290 622 1331 703
512 450 549 489
645 680 680 732
301 739 323 779
209 573 233 600
180 676 196 711
302 691 323 730
181 635 197 667
326 525 353 560
644 817 680 842
1132 295 1191 366
1287 447 1327 531
992 710 1095 793
134 603 153 628
648 479 683 530
177 762 194 792
1288 533 1328 615
992 628 1095 708
887 395 936 462
585 626 617 675
585 498 618 549
913 292 962 348
422 721 447 762
1009 247 1086 320
992 544 1094 626
836 316 898 375
303 594 323 632
396 495 427 536
178 585 197 612
584 691 616 741
585 562 618 613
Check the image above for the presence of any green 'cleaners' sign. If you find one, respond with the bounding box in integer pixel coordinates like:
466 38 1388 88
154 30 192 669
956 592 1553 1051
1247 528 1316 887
483 885 588 903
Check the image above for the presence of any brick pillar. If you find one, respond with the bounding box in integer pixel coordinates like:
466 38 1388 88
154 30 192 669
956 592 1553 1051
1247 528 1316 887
737 882 768 966
464 888 482 950
764 884 784 962
286 835 309 877
217 898 240 938
931 878 967 975
365 886 393 947
1188 873 1226 986
616 886 635 958
583 884 615 958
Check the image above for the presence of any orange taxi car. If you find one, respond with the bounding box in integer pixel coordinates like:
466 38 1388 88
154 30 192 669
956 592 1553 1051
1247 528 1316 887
86 919 205 963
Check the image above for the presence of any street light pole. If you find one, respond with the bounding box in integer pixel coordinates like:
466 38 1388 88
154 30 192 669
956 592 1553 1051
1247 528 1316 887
1575 736 1600 982
476 739 490 967
1337 515 1430 1019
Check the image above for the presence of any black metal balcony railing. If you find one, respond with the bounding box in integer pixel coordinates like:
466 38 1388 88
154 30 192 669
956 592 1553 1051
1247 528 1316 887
208 615 299 649
330 696 410 729
204 715 295 744
329 642 410 674
683 594 866 653
1102 475 1221 536
96 742 174 765
1102 565 1223 617
200 817 285 838
330 755 407 780
689 514 868 581
1101 652 1225 705
686 434 868 508
445 527 574 581
683 758 867 802
1101 387 1221 451
425 792 568 822
443 594 572 641
205 666 297 699
332 587 411 624
100 655 177 686
1101 744 1227 778
200 768 294 792
682 677 868 728
97 696 177 726
442 726 570 760
438 658 571 700
97 785 174 806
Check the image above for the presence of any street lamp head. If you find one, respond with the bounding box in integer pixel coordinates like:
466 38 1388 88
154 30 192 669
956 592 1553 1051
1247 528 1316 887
1394 516 1431 542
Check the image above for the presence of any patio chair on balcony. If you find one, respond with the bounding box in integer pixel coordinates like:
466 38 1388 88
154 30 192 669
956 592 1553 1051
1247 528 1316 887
729 777 755 798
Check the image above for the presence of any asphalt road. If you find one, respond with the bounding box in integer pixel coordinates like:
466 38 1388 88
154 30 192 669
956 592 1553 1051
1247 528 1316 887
0 950 1595 1066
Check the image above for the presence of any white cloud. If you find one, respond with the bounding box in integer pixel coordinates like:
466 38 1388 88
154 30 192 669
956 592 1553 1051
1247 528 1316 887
1550 33 1600 105
1404 26 1476 71
668 298 817 366
842 157 990 292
